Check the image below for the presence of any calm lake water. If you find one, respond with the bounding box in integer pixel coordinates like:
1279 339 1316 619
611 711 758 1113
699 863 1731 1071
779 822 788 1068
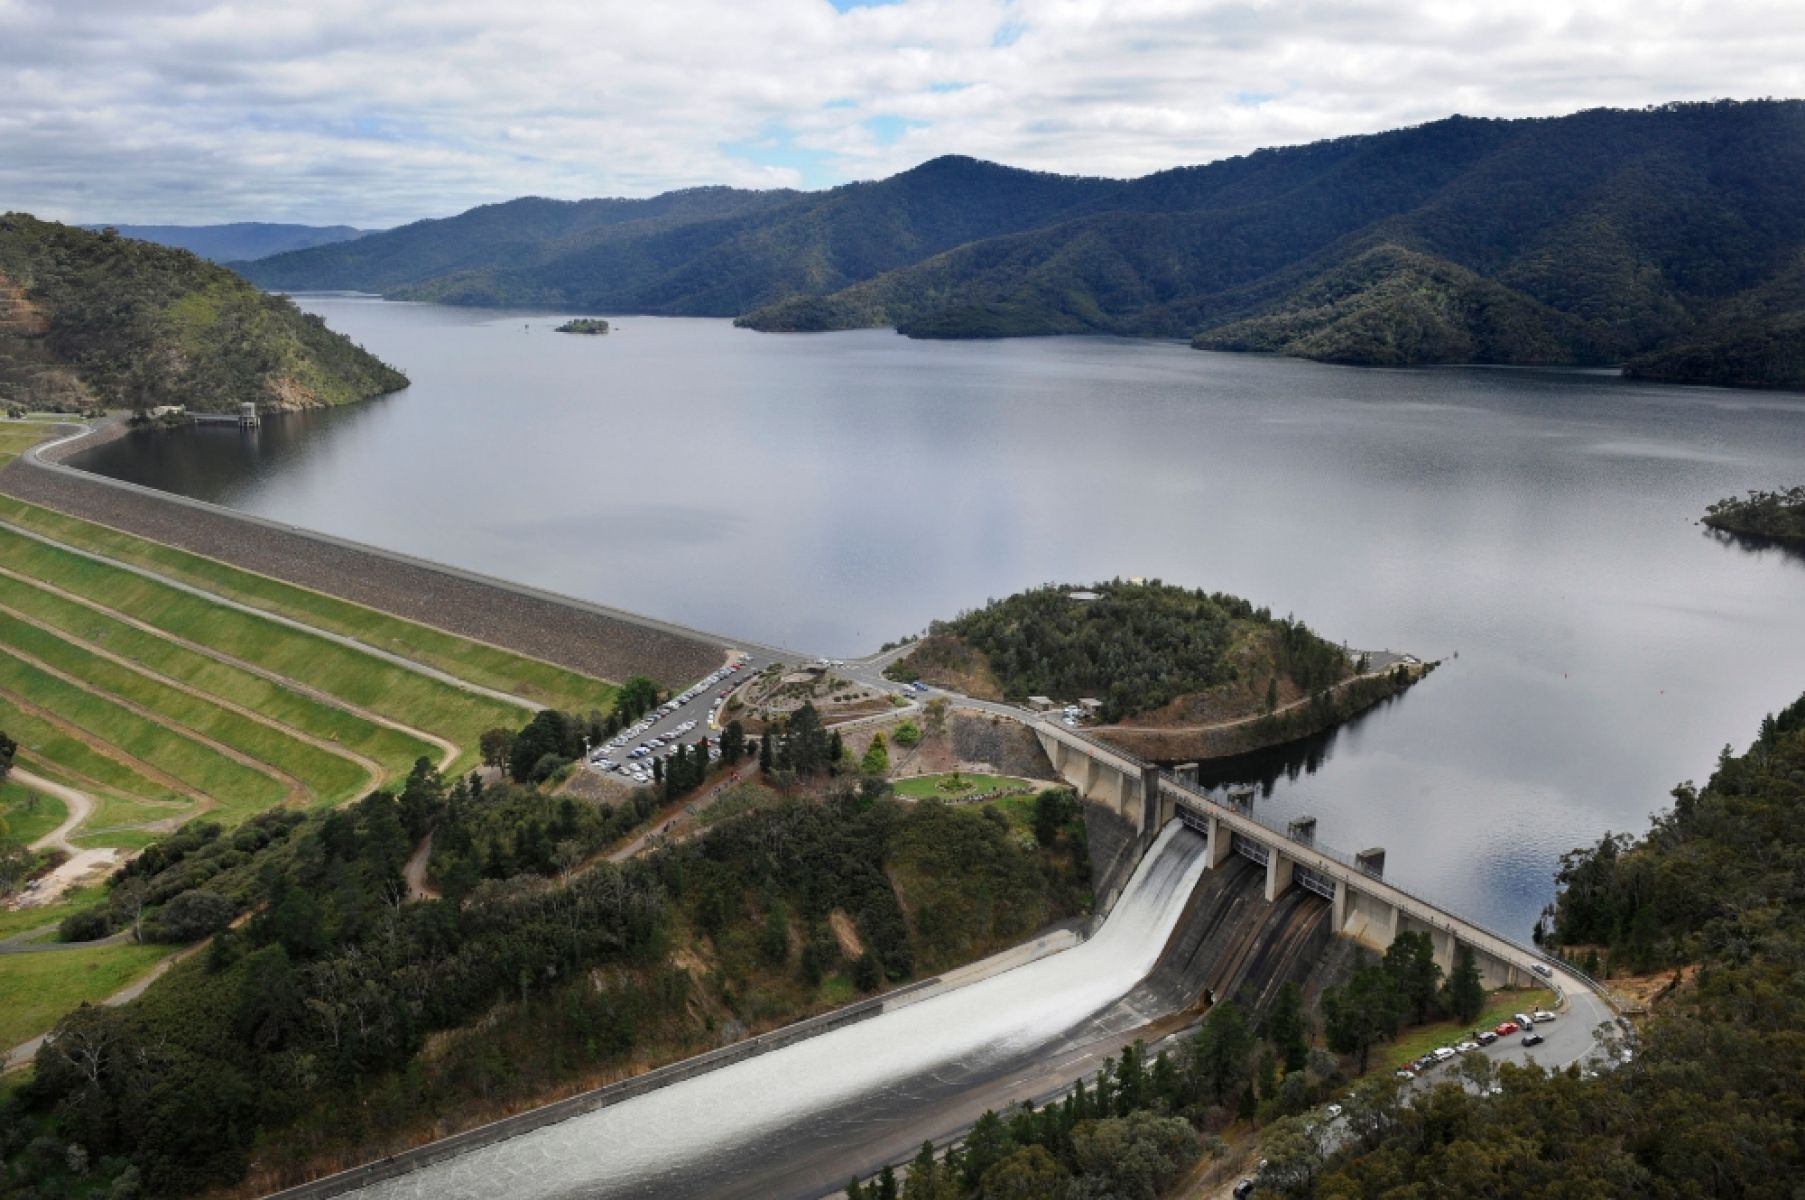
73 295 1805 936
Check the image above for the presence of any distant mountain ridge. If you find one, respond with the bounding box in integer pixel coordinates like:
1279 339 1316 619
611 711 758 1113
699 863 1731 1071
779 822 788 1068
237 101 1805 388
86 222 372 263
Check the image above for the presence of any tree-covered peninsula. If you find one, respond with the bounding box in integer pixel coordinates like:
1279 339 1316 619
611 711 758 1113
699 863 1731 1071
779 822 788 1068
1703 486 1805 544
554 317 610 334
0 214 406 415
886 580 1422 758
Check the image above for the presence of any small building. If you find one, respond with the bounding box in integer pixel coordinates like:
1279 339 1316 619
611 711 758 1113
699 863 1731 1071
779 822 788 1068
1027 695 1055 712
1067 590 1101 602
1078 698 1104 715
146 404 185 420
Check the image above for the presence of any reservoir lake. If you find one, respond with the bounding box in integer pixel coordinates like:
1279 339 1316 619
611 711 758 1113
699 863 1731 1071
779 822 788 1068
72 295 1805 937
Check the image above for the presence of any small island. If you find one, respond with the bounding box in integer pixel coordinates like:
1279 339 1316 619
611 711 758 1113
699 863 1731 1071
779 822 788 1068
555 317 610 335
1703 486 1805 545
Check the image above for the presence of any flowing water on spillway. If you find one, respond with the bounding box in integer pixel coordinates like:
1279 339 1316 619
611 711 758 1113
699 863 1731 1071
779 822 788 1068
350 824 1208 1200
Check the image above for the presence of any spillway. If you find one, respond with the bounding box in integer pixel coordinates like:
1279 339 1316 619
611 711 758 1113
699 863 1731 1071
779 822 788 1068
347 822 1210 1200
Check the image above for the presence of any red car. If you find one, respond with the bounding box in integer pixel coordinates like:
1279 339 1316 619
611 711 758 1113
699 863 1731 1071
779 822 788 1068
1494 1021 1519 1036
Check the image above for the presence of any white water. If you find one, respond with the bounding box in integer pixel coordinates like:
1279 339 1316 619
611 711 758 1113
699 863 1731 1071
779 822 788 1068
351 822 1208 1199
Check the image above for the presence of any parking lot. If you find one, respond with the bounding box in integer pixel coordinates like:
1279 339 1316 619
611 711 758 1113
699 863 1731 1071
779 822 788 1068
584 654 767 786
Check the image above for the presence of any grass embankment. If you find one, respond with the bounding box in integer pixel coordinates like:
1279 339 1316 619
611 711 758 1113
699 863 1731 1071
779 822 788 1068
0 649 284 815
0 610 364 808
0 942 173 1049
0 496 619 711
0 570 435 777
0 422 52 465
0 524 525 772
1383 987 1558 1070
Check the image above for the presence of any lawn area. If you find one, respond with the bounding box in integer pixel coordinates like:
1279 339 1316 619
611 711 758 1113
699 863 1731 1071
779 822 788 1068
1384 986 1559 1070
0 942 173 1049
1 779 65 847
0 495 622 707
890 772 1050 801
0 571 437 780
0 609 367 808
0 524 523 770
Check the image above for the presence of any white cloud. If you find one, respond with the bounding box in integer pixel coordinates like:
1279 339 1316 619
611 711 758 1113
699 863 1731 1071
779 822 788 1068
0 0 1800 226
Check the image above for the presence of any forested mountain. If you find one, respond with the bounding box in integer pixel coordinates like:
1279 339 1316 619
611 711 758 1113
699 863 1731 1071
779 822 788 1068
0 214 406 413
238 158 1117 314
82 222 371 263
235 101 1805 387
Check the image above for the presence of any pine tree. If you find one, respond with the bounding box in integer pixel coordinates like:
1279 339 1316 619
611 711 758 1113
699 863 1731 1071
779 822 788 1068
1444 943 1486 1024
904 1141 938 1198
758 731 773 773
875 1164 897 1200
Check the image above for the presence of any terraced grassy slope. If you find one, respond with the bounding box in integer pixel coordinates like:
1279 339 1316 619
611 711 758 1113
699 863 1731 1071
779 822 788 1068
0 464 628 986
0 496 618 712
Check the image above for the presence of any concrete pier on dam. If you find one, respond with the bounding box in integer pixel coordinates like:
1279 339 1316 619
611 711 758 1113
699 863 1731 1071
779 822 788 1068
1036 717 1553 991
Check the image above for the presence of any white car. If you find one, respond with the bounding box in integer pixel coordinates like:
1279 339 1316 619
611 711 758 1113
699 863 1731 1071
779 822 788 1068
1532 1009 1557 1022
1455 1040 1480 1053
1432 1046 1456 1062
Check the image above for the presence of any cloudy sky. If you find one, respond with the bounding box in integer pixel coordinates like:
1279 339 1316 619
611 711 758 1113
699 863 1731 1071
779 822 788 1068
4 0 1803 227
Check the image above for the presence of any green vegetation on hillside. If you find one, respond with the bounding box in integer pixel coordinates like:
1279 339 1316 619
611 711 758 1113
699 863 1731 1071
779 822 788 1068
1701 485 1805 545
1297 692 1805 1196
0 755 1091 1197
0 213 406 413
890 581 1350 722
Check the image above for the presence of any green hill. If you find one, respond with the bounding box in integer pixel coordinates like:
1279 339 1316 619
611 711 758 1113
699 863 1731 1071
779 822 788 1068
887 581 1352 724
0 214 406 414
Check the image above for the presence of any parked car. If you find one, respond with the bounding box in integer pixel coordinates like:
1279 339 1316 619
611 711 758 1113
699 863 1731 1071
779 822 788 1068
1413 1053 1437 1071
1456 1040 1480 1053
1522 1032 1546 1047
1513 1012 1535 1029
1395 1067 1416 1081
1494 1021 1519 1036
1475 1030 1498 1045
1532 1009 1557 1022
1432 1046 1456 1062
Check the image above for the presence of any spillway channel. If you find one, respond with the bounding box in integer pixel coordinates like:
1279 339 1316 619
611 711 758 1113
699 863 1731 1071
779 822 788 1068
346 822 1209 1200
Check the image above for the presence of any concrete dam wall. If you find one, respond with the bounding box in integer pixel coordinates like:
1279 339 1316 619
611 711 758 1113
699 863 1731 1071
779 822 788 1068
1060 852 1353 1049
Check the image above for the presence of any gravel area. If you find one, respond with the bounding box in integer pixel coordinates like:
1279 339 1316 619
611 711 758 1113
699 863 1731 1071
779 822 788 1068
1 433 729 688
